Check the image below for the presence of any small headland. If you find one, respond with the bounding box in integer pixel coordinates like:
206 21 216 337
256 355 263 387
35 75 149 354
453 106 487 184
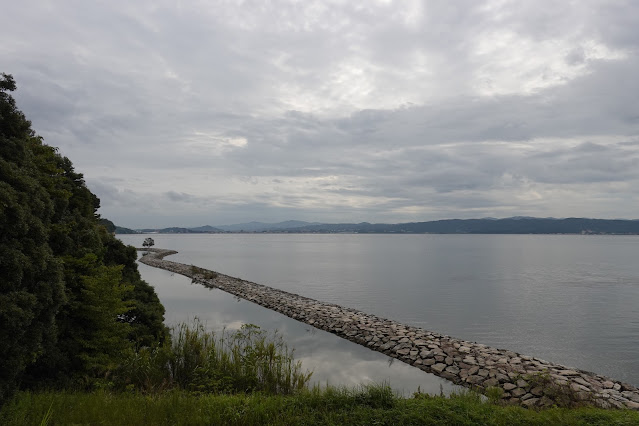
138 248 639 410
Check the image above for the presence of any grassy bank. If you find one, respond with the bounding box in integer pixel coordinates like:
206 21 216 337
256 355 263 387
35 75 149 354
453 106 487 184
4 322 637 425
2 386 638 425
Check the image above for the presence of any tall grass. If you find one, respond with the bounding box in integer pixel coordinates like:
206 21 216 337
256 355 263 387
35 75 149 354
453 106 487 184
3 387 638 426
114 321 312 395
5 321 638 424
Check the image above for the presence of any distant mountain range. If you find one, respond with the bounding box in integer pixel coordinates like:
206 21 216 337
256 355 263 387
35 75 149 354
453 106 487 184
136 226 225 234
214 220 322 232
281 218 639 234
115 217 639 235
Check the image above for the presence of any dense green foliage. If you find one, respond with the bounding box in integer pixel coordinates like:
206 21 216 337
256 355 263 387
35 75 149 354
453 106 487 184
0 74 167 404
0 73 66 406
2 387 638 425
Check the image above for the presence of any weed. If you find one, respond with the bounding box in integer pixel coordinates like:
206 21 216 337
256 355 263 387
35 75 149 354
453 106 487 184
485 386 505 403
113 320 312 396
522 370 594 408
38 402 52 426
190 265 218 280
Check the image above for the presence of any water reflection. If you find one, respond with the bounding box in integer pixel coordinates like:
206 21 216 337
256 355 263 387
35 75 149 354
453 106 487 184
121 234 639 385
136 262 457 396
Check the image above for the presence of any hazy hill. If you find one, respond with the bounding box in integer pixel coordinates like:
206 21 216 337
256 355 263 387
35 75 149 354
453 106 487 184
285 217 639 234
213 220 321 232
131 217 639 235
188 225 224 232
136 227 220 234
114 226 138 234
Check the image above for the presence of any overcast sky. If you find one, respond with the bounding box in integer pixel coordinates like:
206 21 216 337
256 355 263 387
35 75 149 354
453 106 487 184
3 1 639 228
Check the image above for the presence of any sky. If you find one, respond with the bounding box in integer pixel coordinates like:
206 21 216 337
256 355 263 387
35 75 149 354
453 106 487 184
3 0 639 228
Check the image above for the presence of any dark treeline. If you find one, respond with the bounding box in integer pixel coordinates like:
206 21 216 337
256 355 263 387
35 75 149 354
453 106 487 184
279 218 639 234
0 74 167 405
133 218 639 235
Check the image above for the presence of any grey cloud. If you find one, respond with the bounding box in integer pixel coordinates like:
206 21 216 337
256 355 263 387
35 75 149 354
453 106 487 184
165 191 197 203
4 1 639 226
565 48 586 66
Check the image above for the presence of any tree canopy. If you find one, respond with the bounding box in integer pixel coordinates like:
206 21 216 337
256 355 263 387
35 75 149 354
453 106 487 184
0 73 168 404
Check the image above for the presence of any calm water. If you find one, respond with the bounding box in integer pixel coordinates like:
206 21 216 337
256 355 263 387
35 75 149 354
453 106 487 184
120 234 639 386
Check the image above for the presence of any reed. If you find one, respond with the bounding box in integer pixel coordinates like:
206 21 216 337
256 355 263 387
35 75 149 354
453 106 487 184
114 320 312 395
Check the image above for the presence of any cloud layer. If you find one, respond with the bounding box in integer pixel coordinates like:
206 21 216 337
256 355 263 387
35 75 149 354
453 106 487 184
3 0 639 227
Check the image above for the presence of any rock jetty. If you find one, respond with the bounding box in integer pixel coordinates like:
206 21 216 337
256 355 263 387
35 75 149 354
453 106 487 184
139 248 639 410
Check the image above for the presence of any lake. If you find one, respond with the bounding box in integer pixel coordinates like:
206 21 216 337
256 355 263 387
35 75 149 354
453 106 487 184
119 233 639 388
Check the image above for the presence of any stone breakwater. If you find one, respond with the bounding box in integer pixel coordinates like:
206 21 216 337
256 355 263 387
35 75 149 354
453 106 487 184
139 248 639 410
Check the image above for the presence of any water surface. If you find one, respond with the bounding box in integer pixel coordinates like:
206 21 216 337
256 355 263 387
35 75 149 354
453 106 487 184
121 233 639 386
134 261 455 395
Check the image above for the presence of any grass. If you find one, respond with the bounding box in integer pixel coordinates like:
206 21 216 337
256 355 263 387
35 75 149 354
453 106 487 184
2 386 638 425
113 321 312 395
4 321 637 424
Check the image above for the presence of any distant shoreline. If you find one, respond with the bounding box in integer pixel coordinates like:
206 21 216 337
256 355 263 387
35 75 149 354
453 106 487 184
130 231 639 235
120 217 639 235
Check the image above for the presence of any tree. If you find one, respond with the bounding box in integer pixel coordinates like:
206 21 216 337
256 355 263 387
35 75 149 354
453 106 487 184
1 74 168 401
102 236 168 347
142 237 155 248
0 73 65 404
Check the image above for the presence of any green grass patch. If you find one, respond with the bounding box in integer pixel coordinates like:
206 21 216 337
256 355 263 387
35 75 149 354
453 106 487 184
2 386 638 426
